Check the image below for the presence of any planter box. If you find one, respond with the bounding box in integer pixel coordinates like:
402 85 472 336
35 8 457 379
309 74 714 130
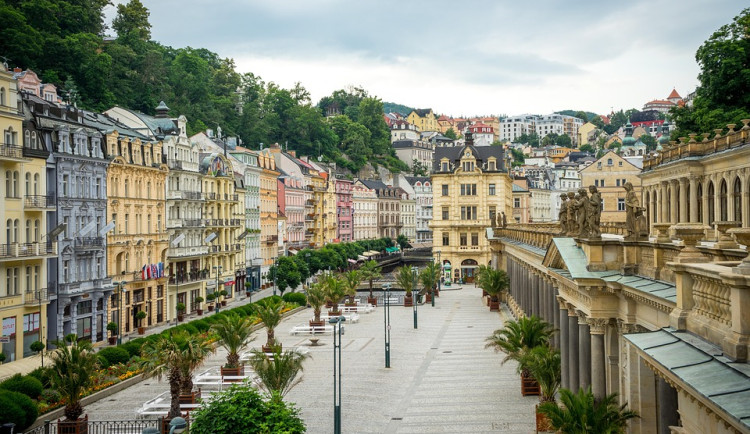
328 309 342 316
221 301 227 307
108 336 116 345
521 374 540 396
367 297 378 306
309 320 326 327
489 299 499 311
208 305 214 312
403 296 413 307
179 389 201 404
197 309 203 316
325 301 333 308
177 314 184 322
57 415 88 434
221 365 244 382
137 327 145 335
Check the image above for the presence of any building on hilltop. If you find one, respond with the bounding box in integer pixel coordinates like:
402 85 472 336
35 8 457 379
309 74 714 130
643 88 684 114
468 122 495 146
406 108 438 132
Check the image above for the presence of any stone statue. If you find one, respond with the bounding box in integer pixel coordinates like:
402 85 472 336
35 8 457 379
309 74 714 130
493 211 500 228
624 182 647 240
501 212 507 228
566 191 577 236
587 185 602 238
559 193 569 235
575 188 590 238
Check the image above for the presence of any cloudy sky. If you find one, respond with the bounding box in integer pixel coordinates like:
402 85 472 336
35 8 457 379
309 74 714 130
106 0 745 117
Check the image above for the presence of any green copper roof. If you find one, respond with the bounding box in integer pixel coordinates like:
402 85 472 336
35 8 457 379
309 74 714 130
625 328 750 431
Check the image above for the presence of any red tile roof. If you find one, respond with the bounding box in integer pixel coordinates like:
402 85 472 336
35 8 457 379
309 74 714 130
667 88 681 99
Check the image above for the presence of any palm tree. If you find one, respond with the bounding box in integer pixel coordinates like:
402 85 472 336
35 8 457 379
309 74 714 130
139 333 185 418
255 301 283 350
49 339 99 421
306 282 327 324
211 314 256 368
342 269 362 304
177 333 213 395
395 265 415 298
419 262 440 298
485 315 554 373
359 260 382 301
323 274 346 314
477 265 509 309
521 345 561 403
539 387 639 433
248 348 310 402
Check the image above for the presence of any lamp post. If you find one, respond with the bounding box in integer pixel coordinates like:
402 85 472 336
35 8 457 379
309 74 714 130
434 250 441 307
173 266 180 325
273 256 278 297
213 265 222 314
305 252 311 288
329 315 345 434
412 267 418 329
116 281 126 345
383 283 391 368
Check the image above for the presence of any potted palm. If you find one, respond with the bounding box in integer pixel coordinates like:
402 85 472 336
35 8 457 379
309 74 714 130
176 303 186 322
323 274 346 315
245 281 253 297
477 265 509 311
359 260 382 306
106 322 118 345
521 345 561 432
395 266 415 307
212 314 255 380
248 348 310 402
136 310 147 335
206 293 216 312
485 315 554 396
49 339 98 433
219 289 228 306
539 387 639 433
306 282 327 327
419 263 440 303
342 270 361 306
195 296 204 315
255 301 283 353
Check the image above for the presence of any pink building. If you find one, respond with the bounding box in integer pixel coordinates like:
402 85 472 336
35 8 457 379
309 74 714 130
279 173 306 250
335 177 353 242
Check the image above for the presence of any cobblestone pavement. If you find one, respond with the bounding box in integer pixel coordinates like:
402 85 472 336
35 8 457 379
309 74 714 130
85 284 539 433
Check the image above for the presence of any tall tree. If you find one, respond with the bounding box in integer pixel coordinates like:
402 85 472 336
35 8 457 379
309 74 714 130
112 0 152 40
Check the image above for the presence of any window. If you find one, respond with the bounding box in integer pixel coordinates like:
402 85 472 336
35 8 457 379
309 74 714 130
462 161 475 171
460 184 476 196
441 162 448 172
460 233 467 246
442 206 449 220
488 184 496 195
442 232 449 246
471 233 479 246
489 206 496 222
460 206 477 220
124 214 129 234
488 160 496 171
514 198 521 208
618 161 623 167
607 158 613 166
616 179 621 187
600 179 604 187
617 198 625 211
441 185 448 196
62 175 69 197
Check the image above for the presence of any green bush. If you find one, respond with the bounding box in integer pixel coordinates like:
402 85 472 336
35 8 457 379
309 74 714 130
121 341 144 358
0 390 38 430
28 366 53 388
98 347 130 367
282 292 306 306
40 388 61 403
255 296 282 308
192 319 211 333
0 374 43 399
180 323 199 335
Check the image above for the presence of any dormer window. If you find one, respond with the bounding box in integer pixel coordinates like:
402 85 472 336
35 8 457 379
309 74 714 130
462 161 474 171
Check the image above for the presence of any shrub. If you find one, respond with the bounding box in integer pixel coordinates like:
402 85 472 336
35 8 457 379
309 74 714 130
98 347 131 367
180 323 199 335
255 296 282 308
29 341 45 353
192 319 211 333
121 341 144 358
28 366 53 388
0 390 38 430
40 388 61 403
282 292 306 306
0 374 43 399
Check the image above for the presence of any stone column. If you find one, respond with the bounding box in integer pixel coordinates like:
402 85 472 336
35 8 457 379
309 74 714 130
669 180 678 223
689 176 698 223
589 318 608 399
531 273 539 317
657 377 679 434
552 285 560 349
660 182 668 224
678 178 688 223
714 174 722 222
568 307 579 390
701 177 710 225
558 298 569 389
578 313 591 391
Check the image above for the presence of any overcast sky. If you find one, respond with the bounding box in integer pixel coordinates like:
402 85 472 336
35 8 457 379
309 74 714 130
105 1 746 117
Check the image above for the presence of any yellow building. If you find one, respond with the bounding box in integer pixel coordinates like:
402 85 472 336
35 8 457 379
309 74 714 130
430 132 513 283
106 131 169 334
0 69 55 362
406 109 439 132
579 150 642 223
199 152 243 301
577 122 597 147
258 149 279 285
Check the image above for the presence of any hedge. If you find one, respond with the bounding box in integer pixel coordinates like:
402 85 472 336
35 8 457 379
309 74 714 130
98 347 131 368
0 390 38 430
0 373 43 399
282 292 307 306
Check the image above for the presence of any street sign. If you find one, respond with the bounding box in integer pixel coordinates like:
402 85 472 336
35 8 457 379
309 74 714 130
0 336 10 343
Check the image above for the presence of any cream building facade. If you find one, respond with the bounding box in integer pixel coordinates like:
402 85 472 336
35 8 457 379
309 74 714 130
258 149 279 284
580 151 642 224
352 181 378 241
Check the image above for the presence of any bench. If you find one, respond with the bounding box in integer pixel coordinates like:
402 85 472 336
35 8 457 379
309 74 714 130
382 297 400 305
137 392 206 418
290 324 334 335
341 304 374 314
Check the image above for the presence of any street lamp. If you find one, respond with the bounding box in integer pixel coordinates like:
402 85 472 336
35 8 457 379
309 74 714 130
116 281 127 345
412 267 418 329
305 252 311 288
169 417 187 434
273 256 278 297
383 283 391 368
213 265 222 314
434 250 441 307
329 315 346 434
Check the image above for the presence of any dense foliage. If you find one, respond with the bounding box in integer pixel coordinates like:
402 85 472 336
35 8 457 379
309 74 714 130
0 373 43 399
0 0 405 172
539 387 639 433
0 390 38 430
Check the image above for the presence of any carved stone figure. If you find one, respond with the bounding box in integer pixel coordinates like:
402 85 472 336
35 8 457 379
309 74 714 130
624 182 647 240
566 192 577 236
587 185 602 238
493 211 500 228
501 212 507 228
559 193 569 235
575 188 590 238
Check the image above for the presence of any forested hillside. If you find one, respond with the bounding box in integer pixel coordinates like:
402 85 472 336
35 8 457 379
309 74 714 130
0 0 407 172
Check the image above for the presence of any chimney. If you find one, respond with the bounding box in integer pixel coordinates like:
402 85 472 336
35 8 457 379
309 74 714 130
13 67 22 73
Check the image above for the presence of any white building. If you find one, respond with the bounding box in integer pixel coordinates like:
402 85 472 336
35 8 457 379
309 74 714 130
351 181 378 241
405 176 433 245
390 120 420 142
468 123 495 146
499 114 538 143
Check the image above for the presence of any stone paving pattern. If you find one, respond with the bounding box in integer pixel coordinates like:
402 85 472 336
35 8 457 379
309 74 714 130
85 285 539 433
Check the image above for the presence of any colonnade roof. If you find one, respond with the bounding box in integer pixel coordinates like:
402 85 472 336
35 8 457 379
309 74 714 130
626 328 750 432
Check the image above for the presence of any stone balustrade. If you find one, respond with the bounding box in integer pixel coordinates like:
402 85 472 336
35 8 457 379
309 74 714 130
494 223 558 249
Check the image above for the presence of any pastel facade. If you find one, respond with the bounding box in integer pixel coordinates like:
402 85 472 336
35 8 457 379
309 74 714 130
351 181 377 241
258 149 279 282
406 109 439 132
405 177 433 244
580 151 642 223
335 177 353 242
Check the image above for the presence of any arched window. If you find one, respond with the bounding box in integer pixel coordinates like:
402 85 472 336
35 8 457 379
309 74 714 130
0 87 5 106
31 132 37 149
125 253 130 272
6 219 11 243
12 171 18 197
124 179 129 197
25 173 30 196
734 177 742 223
720 179 728 221
33 173 39 195
4 171 10 198
708 181 715 224
13 219 19 243
24 130 30 146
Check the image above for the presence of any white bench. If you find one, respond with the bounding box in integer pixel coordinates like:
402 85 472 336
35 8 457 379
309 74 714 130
341 304 374 314
137 392 206 418
290 324 334 335
382 297 400 305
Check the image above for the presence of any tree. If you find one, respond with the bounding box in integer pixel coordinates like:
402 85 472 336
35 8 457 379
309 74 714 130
254 301 283 349
359 260 382 299
358 97 391 155
341 270 362 304
306 282 327 323
411 159 428 176
211 314 256 368
271 256 301 295
510 147 525 166
485 315 554 374
322 274 347 313
395 265 416 297
396 234 410 249
639 134 657 151
189 384 305 433
520 345 561 403
444 127 458 140
248 349 309 400
579 144 595 154
539 387 639 433
574 111 590 122
590 115 605 129
419 262 440 296
476 265 509 302
516 132 540 147
49 339 99 421
112 0 152 40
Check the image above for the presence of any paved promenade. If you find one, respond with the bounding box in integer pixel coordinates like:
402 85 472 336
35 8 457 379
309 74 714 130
85 284 539 433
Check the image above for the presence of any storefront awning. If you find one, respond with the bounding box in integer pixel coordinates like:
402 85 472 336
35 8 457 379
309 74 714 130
347 259 357 264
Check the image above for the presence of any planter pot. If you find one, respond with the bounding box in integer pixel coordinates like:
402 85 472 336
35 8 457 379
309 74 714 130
344 302 357 307
482 290 488 297
177 314 184 322
262 344 282 353
404 296 413 307
426 293 433 302
221 365 245 382
536 404 554 432
309 320 326 327
197 309 203 316
137 327 145 335
328 309 342 316
367 297 378 306
108 336 116 345
489 299 500 311
521 373 541 396
179 389 201 404
57 415 88 434
208 305 214 312
246 291 253 297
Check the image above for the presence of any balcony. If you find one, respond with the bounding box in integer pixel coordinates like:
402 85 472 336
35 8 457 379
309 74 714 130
168 218 204 228
169 269 210 285
74 237 104 250
24 194 55 209
205 192 217 200
167 190 203 201
24 288 48 305
229 219 242 226
0 242 57 260
167 245 209 258
221 193 239 201
0 144 26 161
265 235 278 245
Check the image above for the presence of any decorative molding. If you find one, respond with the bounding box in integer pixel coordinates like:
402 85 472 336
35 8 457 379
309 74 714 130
587 318 609 334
